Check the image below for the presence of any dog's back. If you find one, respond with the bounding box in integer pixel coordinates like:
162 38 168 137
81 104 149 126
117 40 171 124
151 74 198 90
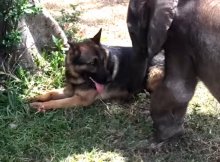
103 45 164 93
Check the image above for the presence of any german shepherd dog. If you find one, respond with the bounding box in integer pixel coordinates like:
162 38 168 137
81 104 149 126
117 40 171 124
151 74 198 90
30 29 164 112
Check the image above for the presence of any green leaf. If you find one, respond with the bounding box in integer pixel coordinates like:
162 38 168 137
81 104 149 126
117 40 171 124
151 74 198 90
24 8 34 14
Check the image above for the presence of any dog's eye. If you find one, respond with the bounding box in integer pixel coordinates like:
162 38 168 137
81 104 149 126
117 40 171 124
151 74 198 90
87 58 98 66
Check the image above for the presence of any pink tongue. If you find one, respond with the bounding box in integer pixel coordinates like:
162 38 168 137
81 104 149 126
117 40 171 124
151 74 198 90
94 82 104 93
90 77 104 93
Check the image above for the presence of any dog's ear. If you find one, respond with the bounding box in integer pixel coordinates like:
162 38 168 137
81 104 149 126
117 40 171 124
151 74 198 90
68 40 80 57
90 28 102 45
147 0 178 59
68 40 78 50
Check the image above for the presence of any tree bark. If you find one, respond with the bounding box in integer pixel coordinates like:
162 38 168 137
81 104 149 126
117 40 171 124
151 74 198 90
4 0 68 71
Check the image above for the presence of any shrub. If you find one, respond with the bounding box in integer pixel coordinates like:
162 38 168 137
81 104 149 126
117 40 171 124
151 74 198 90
57 4 81 39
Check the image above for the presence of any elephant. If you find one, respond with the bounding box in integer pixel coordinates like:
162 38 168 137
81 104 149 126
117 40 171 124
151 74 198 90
127 0 220 141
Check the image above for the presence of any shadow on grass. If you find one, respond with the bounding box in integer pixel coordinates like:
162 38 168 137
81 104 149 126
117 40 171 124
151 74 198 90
0 89 220 162
0 90 151 161
141 111 220 162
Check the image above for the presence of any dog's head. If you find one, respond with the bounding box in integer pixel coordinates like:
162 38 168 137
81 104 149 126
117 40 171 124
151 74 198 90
66 29 112 91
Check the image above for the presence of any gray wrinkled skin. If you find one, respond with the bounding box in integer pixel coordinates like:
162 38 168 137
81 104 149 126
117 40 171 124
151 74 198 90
127 0 220 141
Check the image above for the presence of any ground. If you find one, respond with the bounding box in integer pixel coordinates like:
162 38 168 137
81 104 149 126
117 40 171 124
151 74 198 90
43 0 131 46
0 0 220 161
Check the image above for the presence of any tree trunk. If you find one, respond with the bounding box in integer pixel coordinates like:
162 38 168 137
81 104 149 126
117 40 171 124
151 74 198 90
1 0 68 71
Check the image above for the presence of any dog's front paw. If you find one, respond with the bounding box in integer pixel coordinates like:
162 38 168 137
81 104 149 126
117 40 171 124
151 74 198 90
26 96 37 103
30 102 46 112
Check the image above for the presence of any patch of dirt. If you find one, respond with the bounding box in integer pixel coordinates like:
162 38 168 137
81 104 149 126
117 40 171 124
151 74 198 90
42 0 131 46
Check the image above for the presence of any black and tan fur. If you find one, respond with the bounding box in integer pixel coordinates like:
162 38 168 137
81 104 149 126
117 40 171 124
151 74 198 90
30 29 164 112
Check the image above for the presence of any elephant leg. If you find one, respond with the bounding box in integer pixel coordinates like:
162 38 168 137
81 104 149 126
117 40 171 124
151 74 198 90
150 46 198 142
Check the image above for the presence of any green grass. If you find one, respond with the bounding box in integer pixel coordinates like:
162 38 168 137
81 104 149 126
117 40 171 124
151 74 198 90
0 48 220 161
0 73 152 161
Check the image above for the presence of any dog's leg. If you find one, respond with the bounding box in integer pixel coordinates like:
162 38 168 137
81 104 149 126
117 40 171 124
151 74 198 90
30 89 98 111
29 85 74 102
147 66 164 92
150 45 198 142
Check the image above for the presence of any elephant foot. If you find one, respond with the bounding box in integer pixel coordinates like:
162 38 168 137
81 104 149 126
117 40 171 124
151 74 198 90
154 123 185 142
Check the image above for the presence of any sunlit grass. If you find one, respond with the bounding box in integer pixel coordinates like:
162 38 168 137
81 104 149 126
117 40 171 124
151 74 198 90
189 82 220 115
61 149 125 162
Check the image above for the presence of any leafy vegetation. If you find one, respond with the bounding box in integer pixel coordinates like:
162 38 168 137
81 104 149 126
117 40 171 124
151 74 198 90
56 4 81 39
0 0 41 50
